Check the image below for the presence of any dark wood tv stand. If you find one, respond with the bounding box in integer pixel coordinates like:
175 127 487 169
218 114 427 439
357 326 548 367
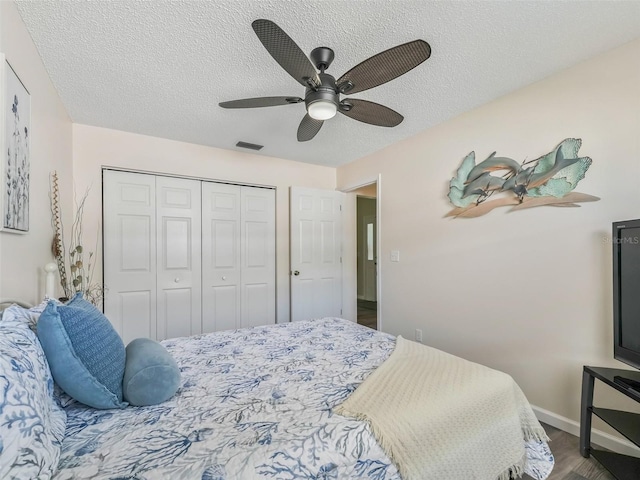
580 366 640 479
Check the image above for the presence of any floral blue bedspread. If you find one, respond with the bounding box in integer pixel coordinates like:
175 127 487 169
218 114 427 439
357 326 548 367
54 318 553 479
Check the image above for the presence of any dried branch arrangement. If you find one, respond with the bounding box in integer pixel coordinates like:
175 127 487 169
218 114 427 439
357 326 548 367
49 171 103 306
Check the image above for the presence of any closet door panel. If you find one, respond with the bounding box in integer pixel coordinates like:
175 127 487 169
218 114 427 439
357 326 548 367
156 176 202 340
244 283 270 327
209 286 239 332
161 288 194 339
241 187 276 328
202 183 241 332
119 291 153 341
103 170 157 344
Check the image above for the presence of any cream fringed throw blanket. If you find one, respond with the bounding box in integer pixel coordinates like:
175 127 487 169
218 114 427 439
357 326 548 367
334 336 548 480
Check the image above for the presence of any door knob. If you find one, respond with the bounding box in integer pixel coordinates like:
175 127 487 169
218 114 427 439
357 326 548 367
293 270 300 276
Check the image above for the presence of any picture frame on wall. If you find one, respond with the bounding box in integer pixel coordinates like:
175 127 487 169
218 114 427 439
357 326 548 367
0 53 30 234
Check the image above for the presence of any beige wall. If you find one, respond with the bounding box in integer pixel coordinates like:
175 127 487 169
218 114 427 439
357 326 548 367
72 124 336 323
0 2 73 303
338 39 640 430
352 183 377 198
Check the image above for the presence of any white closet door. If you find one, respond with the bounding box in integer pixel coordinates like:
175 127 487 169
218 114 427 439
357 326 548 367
201 182 242 332
103 170 157 344
241 187 276 328
155 176 202 341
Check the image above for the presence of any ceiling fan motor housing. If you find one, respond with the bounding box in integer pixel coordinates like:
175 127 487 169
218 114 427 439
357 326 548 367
310 47 335 71
305 72 339 111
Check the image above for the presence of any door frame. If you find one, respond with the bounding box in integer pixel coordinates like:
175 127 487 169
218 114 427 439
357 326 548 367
340 174 382 331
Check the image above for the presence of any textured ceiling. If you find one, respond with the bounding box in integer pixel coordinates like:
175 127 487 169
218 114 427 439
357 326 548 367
15 0 640 167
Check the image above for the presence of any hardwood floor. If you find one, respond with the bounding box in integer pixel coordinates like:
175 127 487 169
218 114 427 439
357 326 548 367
523 423 615 480
357 299 377 329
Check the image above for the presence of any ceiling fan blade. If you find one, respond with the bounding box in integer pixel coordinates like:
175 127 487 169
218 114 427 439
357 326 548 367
219 96 303 109
297 114 323 142
336 40 431 94
252 19 320 88
339 99 403 127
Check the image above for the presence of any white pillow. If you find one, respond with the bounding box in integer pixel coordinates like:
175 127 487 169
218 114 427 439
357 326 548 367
0 320 67 479
1 299 61 330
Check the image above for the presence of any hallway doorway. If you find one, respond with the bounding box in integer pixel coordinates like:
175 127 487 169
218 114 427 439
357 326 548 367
356 192 377 330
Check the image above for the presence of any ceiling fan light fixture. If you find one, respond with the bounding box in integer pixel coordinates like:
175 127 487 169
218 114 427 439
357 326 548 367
307 100 337 120
221 19 431 141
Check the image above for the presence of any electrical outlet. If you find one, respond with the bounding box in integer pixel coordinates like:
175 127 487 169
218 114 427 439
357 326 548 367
415 328 423 343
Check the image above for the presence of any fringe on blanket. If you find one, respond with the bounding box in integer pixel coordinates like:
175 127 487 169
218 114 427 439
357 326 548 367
523 425 550 443
498 452 525 480
496 424 551 480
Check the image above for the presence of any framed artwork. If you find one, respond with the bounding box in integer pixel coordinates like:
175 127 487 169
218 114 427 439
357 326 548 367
0 53 30 234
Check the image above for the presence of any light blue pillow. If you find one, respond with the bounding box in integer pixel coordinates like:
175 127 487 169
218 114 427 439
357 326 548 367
37 293 127 409
123 338 181 406
0 319 67 479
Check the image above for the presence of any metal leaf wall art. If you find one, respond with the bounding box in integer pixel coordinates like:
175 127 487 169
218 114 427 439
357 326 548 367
446 138 599 218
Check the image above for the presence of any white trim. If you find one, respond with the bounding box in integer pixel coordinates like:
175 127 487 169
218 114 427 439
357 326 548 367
531 404 640 457
339 175 380 193
375 176 381 331
101 166 275 190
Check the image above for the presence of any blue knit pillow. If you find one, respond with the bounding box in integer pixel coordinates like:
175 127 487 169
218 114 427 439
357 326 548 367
37 293 127 409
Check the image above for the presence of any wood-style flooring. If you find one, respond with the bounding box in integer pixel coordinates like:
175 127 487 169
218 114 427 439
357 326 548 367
523 423 615 480
357 299 377 330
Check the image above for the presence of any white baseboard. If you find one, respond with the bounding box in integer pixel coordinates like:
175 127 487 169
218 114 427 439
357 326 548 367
531 404 640 458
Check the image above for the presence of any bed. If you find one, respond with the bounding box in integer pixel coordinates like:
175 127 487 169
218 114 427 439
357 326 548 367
0 301 554 479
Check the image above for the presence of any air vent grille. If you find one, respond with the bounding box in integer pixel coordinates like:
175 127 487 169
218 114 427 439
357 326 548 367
236 141 264 151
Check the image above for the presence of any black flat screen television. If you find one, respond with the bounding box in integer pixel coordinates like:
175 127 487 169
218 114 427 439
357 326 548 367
613 219 640 373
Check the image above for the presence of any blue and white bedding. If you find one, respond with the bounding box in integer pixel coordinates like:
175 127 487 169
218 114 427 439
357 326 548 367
54 318 553 479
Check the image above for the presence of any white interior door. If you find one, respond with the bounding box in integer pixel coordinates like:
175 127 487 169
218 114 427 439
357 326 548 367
241 187 276 327
155 176 202 341
103 170 157 344
202 183 275 331
363 214 377 302
202 182 241 332
290 187 344 321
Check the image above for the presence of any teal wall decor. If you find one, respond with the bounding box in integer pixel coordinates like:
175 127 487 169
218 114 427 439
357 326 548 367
446 138 599 218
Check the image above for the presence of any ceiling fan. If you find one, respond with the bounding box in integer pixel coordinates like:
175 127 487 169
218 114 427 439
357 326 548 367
219 19 431 142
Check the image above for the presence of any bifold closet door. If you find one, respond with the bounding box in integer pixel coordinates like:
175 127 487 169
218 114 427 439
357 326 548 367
155 176 202 341
202 183 275 332
240 186 276 328
201 183 241 332
103 170 157 343
104 171 202 344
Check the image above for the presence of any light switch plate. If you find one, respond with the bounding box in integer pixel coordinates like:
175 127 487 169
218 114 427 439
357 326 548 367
390 250 400 262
